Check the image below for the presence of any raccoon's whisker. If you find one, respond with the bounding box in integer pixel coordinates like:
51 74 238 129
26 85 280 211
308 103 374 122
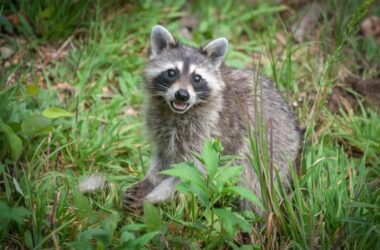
195 91 211 95
149 84 169 91
154 84 169 89
146 85 168 94
152 85 169 93
195 92 210 101
150 96 168 106
153 80 170 88
158 99 168 105
147 94 167 103
146 91 168 102
196 95 209 99
194 100 208 105
197 98 208 102
146 92 166 98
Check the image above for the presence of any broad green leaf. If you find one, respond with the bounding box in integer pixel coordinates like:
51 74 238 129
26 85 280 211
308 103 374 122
202 140 219 177
214 208 238 236
72 190 91 219
26 84 39 96
120 231 135 243
226 186 263 210
42 107 74 119
8 206 30 224
0 119 23 160
214 166 243 193
143 203 164 232
161 163 205 189
233 212 252 233
174 182 193 195
24 230 33 249
21 115 52 137
0 201 30 224
215 166 243 185
176 182 210 208
78 228 109 247
102 212 120 241
134 231 160 247
215 208 251 236
165 212 205 230
122 223 146 232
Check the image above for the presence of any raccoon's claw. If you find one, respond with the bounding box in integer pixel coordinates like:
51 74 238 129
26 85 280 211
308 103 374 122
123 179 155 211
123 193 144 212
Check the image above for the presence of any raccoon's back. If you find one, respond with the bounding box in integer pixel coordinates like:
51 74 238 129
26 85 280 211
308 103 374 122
219 66 302 168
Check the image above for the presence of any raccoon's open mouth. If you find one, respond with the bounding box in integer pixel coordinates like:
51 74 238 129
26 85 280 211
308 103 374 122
170 101 189 112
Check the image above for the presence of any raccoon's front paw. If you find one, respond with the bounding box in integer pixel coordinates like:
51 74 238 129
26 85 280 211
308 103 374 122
123 178 155 211
124 191 143 211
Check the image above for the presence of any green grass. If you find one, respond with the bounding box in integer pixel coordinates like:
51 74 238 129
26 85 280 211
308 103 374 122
1 0 380 249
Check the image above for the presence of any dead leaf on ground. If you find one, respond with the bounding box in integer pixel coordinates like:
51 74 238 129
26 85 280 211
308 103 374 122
328 77 380 113
292 2 321 43
102 86 113 96
351 78 380 108
53 82 76 92
37 36 73 62
124 107 139 116
6 14 22 26
53 82 76 103
0 46 15 59
35 36 74 70
37 46 68 61
361 15 380 44
328 86 357 114
274 31 288 46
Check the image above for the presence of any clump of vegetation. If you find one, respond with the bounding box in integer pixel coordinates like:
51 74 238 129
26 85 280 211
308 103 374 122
0 0 379 248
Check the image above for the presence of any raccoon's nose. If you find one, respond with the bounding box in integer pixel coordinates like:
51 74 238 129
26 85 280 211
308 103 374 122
175 89 190 102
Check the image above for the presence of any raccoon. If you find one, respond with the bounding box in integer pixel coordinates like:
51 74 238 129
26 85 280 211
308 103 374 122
123 25 302 211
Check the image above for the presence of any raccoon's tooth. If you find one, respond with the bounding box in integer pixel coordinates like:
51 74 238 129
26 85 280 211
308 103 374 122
173 101 187 110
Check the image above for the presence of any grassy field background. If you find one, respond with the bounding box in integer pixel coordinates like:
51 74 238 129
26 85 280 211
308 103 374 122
1 0 379 249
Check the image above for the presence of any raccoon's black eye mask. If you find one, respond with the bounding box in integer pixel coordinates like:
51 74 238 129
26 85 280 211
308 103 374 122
152 69 179 89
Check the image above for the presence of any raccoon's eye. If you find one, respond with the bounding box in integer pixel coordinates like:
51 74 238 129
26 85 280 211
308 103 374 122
193 74 202 83
167 69 176 78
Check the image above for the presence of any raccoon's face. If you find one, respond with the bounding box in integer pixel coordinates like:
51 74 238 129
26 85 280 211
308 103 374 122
144 25 228 114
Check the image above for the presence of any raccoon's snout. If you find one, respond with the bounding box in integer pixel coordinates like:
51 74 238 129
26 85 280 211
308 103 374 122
167 88 193 113
175 89 190 102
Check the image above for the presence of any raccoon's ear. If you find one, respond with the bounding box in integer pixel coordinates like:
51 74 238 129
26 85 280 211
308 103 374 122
202 38 228 68
151 25 176 56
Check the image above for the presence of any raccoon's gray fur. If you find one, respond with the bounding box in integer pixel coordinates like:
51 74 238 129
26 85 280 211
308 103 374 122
124 25 302 211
